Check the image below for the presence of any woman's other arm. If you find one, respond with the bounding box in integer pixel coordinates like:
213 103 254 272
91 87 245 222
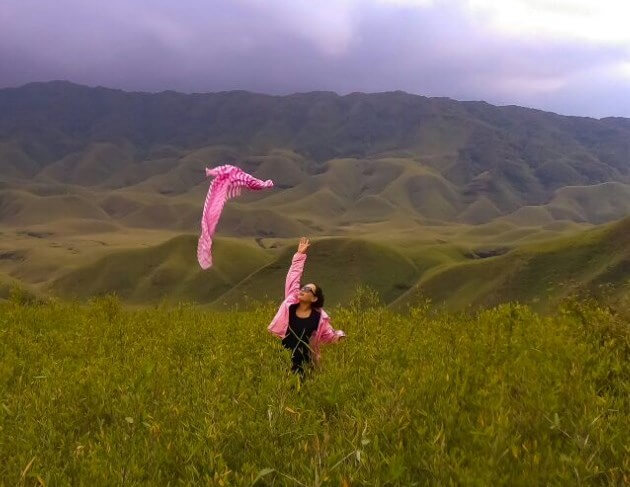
318 317 346 344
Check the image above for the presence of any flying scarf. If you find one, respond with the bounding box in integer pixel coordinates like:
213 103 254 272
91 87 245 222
197 164 274 269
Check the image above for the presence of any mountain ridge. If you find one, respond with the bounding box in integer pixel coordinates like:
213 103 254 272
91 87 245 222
1 81 628 231
0 81 628 305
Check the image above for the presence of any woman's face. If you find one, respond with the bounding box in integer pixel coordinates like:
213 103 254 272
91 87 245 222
298 283 318 305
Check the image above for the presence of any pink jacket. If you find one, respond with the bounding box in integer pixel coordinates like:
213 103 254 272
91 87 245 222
267 252 345 362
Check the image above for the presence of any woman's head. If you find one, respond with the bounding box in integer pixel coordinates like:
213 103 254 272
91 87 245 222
298 282 325 308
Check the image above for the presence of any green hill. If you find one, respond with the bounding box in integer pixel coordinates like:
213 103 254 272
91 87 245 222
50 235 272 303
0 82 628 306
395 217 630 310
42 218 627 310
48 236 423 307
215 237 421 308
546 182 630 223
1 81 629 230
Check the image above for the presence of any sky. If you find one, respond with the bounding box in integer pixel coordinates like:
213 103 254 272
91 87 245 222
1 0 629 118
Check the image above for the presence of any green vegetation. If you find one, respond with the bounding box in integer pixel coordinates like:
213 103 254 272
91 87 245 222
398 217 630 310
0 292 627 485
2 82 630 232
216 238 421 309
38 218 628 311
50 236 272 304
0 82 628 310
1 82 627 484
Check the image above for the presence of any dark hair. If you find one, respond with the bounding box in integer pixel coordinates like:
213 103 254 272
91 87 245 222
313 284 325 309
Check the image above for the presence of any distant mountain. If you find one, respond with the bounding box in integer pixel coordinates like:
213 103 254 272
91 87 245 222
1 81 628 306
0 80 629 231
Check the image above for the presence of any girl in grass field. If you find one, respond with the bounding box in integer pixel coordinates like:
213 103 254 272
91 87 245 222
267 237 346 377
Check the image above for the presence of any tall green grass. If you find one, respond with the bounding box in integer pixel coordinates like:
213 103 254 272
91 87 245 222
0 290 628 485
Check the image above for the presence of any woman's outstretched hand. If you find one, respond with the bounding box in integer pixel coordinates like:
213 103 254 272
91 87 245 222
297 236 310 254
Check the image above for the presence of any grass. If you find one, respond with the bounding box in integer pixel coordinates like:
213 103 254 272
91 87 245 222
3 217 626 311
548 182 630 224
50 235 272 304
0 291 627 485
397 217 630 311
217 238 421 309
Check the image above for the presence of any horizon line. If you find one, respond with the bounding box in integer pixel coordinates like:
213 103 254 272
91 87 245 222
2 78 627 122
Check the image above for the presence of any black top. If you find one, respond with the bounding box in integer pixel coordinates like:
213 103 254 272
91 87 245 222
282 303 321 351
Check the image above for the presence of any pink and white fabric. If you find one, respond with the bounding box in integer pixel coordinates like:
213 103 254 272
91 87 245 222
197 164 273 269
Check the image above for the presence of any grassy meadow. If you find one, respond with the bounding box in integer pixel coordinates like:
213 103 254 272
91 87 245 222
1 290 628 485
1 82 630 485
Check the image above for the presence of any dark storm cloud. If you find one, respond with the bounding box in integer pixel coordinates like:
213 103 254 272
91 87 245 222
0 0 628 117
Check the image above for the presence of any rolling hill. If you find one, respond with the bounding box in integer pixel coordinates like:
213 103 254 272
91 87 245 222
42 218 628 309
50 235 272 304
394 217 630 310
0 82 628 307
0 81 628 230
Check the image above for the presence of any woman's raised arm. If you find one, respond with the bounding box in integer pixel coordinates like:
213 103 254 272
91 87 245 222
284 237 309 299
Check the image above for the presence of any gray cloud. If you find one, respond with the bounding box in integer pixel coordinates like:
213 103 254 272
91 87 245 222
0 0 628 117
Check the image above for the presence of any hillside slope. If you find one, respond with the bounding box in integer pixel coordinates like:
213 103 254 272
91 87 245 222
49 236 423 307
50 235 272 303
0 82 629 230
45 218 629 309
214 237 422 308
395 217 630 310
1 83 628 305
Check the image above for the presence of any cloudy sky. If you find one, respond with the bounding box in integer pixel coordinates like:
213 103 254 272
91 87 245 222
1 0 629 117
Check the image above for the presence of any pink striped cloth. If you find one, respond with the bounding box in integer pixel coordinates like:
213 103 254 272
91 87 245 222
197 164 273 269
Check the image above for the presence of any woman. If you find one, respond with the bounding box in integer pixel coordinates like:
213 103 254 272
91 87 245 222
268 237 346 376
